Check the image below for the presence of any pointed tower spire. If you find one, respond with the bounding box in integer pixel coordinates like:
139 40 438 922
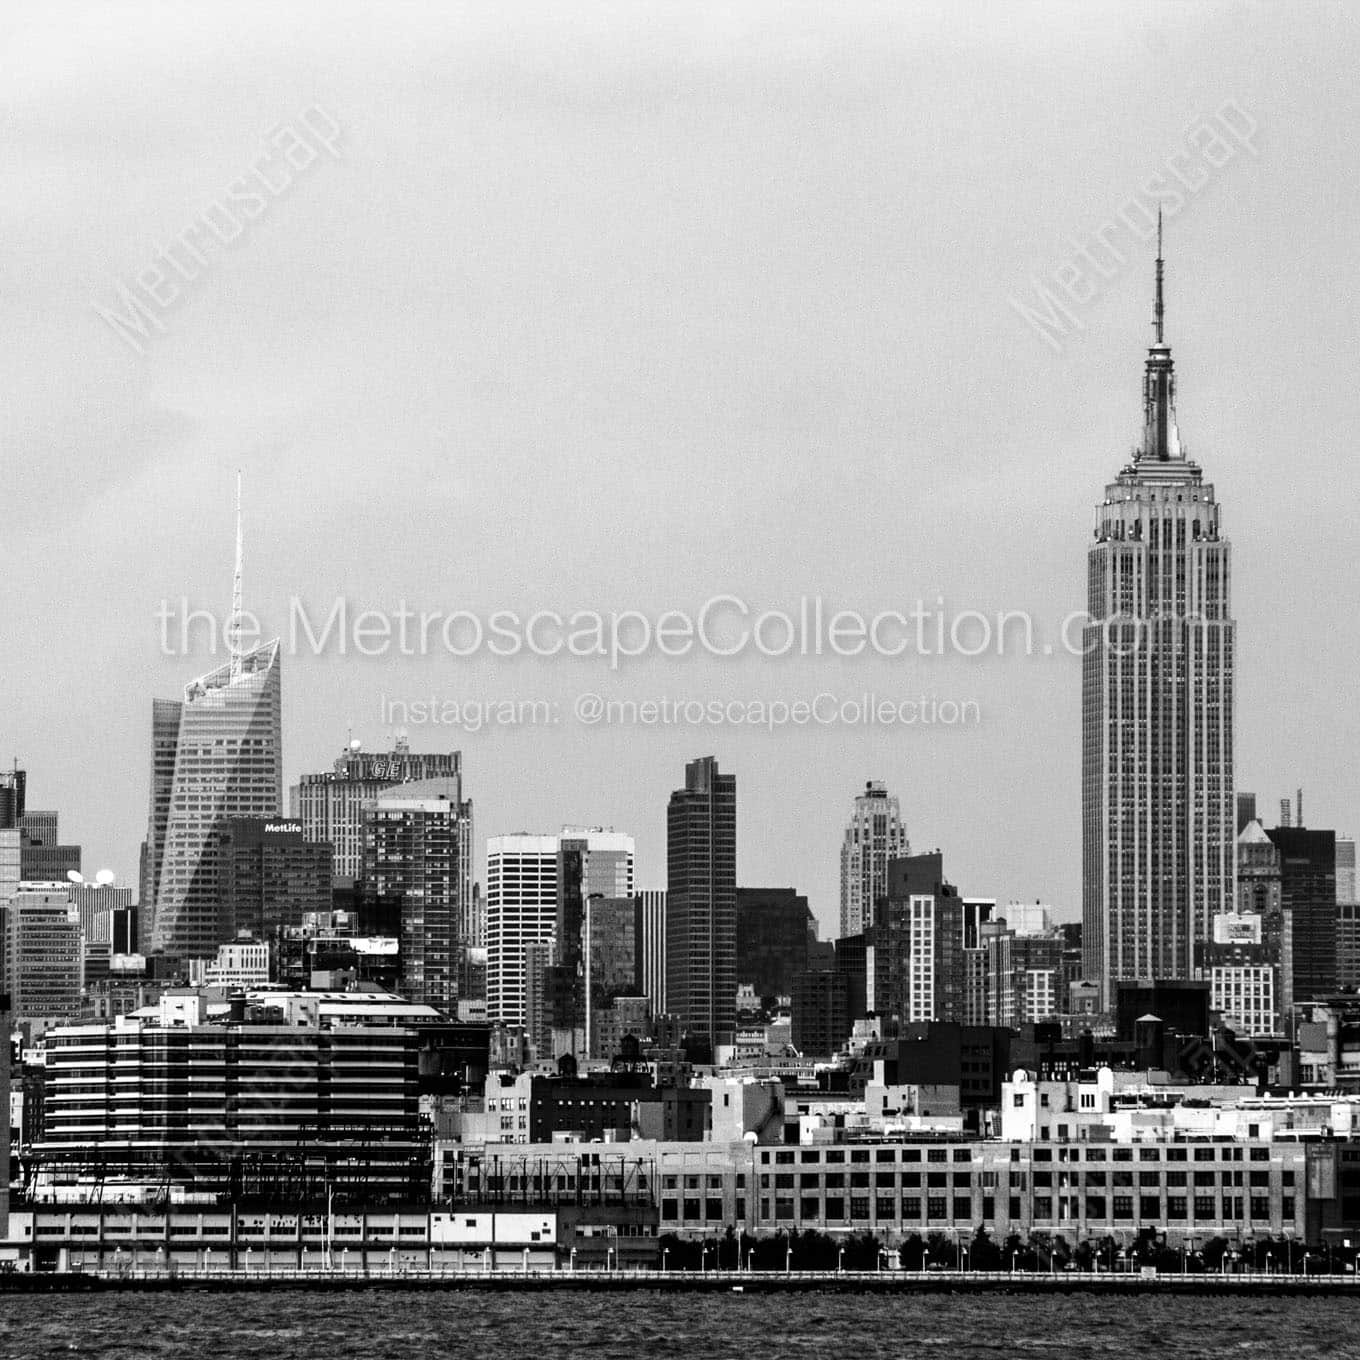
1140 210 1180 461
1153 207 1164 346
228 471 244 678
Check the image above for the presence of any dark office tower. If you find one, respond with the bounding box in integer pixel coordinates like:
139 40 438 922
1237 792 1258 836
17 812 81 881
220 817 333 939
871 852 964 1024
582 895 644 1057
791 969 850 1059
0 767 25 829
147 481 282 960
361 786 472 1012
0 991 8 1239
1082 227 1235 1006
1268 824 1337 1003
547 832 633 1045
735 887 813 1000
291 738 465 886
666 756 737 1044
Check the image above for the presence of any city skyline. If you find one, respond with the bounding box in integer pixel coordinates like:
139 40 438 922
6 3 1359 943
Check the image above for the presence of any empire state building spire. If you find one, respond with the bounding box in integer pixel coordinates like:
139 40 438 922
1141 209 1181 461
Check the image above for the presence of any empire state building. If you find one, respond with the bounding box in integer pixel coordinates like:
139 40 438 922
1082 230 1235 1006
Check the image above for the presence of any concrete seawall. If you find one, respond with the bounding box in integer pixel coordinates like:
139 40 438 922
3 1269 1359 1295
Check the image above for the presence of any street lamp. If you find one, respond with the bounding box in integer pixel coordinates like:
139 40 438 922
837 1247 845 1276
785 1242 792 1276
523 1247 530 1275
1010 1250 1017 1276
571 1247 578 1273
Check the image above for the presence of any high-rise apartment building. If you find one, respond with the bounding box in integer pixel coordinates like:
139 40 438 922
487 835 557 1031
145 490 282 960
666 757 737 1043
291 738 464 885
869 852 964 1024
485 830 634 1033
1 885 84 1026
839 781 909 937
1082 234 1235 1005
360 786 473 1012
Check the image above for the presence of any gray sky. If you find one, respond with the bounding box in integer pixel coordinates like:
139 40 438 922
4 1 1358 936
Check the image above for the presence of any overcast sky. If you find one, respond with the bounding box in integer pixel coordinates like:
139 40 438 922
4 1 1358 935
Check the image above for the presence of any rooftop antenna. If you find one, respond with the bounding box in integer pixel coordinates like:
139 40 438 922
228 471 244 679
1153 207 1164 345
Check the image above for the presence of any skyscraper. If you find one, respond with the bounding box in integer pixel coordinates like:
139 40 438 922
360 786 473 1011
869 852 964 1024
2 885 84 1026
735 886 814 1000
15 812 81 882
1082 227 1235 1005
1268 824 1337 1004
484 829 634 1033
547 830 634 1055
636 889 667 1015
665 756 737 1043
146 481 283 960
0 767 26 830
839 780 909 937
220 817 334 940
486 834 558 1030
291 739 464 885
